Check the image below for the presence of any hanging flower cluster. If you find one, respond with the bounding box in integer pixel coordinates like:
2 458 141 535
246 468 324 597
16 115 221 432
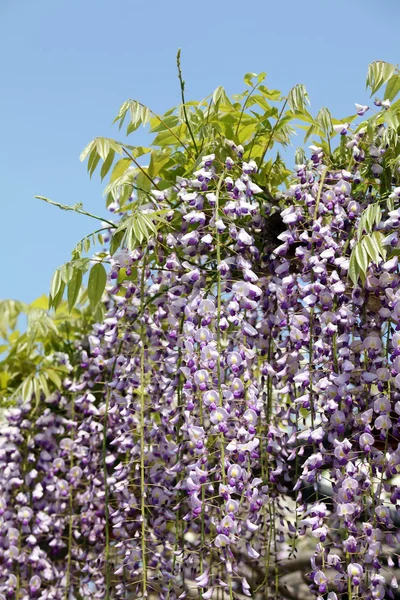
263 141 400 599
2 83 400 600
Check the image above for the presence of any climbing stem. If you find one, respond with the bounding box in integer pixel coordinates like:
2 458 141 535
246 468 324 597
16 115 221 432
215 170 233 600
139 255 148 596
102 337 124 598
167 313 186 599
176 49 198 155
65 395 75 599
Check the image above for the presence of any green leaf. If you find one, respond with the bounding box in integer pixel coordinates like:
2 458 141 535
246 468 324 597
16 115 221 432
110 158 131 183
67 269 82 312
134 216 147 242
130 101 142 127
149 114 179 133
258 86 282 101
46 369 62 388
231 91 248 103
112 100 130 126
87 148 101 178
59 262 75 285
113 217 131 236
141 105 151 126
136 213 156 241
38 373 50 399
109 230 125 255
287 84 310 113
372 231 386 259
374 204 382 227
80 140 96 162
83 237 91 253
93 302 105 323
129 219 141 244
100 149 115 180
153 126 184 147
362 235 380 265
354 240 368 274
135 170 152 198
243 72 266 87
248 95 272 112
367 61 396 96
384 74 400 102
238 122 257 144
22 376 34 402
364 203 381 231
348 249 360 285
212 86 232 109
51 280 65 311
72 257 91 272
289 108 317 125
108 140 124 155
257 72 266 84
168 100 182 127
384 107 400 130
316 107 333 137
304 123 323 143
88 263 107 308
244 73 258 86
49 270 62 309
294 147 306 164
364 113 379 141
120 180 135 207
141 213 157 234
72 241 82 259
148 149 172 178
31 295 50 311
33 378 41 403
96 138 110 161
364 205 375 232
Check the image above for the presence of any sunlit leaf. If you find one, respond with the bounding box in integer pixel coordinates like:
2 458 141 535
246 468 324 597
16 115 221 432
67 269 82 312
384 74 400 102
100 149 115 181
367 61 396 96
348 247 360 285
287 84 310 113
88 263 107 309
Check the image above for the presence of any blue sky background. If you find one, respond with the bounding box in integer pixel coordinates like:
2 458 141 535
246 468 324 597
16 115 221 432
0 0 399 303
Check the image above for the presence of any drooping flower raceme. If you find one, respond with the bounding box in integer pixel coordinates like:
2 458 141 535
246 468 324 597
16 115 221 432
1 114 400 600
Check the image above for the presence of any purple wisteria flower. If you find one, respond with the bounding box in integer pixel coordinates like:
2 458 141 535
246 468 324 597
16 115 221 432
2 108 400 600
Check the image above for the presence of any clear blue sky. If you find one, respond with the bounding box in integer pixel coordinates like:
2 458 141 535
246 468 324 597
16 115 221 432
1 0 398 303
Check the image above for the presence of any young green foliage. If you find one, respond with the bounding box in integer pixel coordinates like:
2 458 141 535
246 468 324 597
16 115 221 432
37 58 400 302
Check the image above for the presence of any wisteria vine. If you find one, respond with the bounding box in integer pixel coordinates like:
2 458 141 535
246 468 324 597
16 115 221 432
2 67 400 600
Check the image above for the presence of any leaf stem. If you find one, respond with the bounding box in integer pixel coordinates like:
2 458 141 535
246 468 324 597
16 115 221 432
35 196 115 228
176 49 199 155
235 80 260 139
257 99 288 173
139 256 148 597
65 395 75 599
132 100 194 159
122 148 161 190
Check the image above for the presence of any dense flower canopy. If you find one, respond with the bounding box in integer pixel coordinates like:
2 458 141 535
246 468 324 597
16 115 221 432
1 61 400 600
